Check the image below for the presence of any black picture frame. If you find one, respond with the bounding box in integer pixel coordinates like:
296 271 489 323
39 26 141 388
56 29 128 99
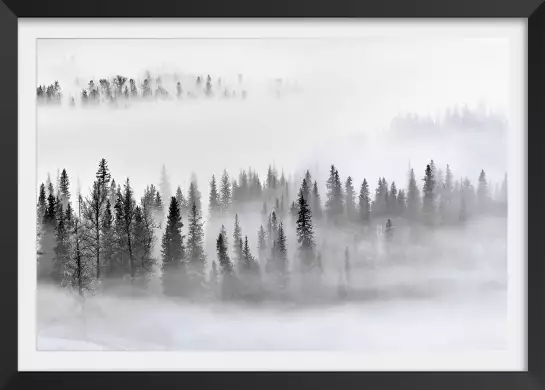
1 0 542 388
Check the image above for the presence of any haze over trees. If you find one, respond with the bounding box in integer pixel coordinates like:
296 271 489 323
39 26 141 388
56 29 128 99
36 156 507 303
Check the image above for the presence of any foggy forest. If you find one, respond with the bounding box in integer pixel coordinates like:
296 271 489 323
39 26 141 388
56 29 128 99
35 37 510 351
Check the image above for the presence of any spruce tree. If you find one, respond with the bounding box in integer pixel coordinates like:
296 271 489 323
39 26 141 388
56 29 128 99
232 214 243 265
389 182 398 215
397 189 406 215
187 179 202 216
186 202 206 290
422 164 436 225
220 169 231 213
216 230 236 299
406 168 421 221
59 168 71 207
358 179 371 224
175 185 188 218
162 196 185 296
122 179 137 281
101 199 115 278
296 187 316 272
38 183 47 218
208 174 221 219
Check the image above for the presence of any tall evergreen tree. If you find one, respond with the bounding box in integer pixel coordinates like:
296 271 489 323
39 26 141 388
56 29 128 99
232 214 243 265
186 202 206 289
208 174 221 218
216 230 236 299
389 182 398 214
406 168 421 221
296 187 316 272
38 183 47 218
345 176 356 218
325 165 344 220
53 203 70 283
59 168 71 207
175 185 188 217
220 169 231 213
422 164 436 225
162 196 185 296
121 178 137 281
358 179 371 223
187 179 202 216
257 225 267 262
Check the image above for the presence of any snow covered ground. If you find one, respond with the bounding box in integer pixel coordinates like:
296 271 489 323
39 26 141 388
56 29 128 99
37 277 506 351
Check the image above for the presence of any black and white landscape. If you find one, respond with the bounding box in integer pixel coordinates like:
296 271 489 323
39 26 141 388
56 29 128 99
35 37 510 351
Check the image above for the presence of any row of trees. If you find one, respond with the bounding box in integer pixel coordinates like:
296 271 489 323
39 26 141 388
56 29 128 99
37 75 248 107
37 158 507 301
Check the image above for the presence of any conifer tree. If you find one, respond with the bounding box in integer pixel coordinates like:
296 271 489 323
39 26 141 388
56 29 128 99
129 79 138 98
406 168 421 221
358 179 371 224
205 75 213 97
216 229 236 299
154 192 164 223
175 186 188 217
385 218 394 242
296 187 316 272
208 174 221 219
176 81 183 99
232 214 243 265
422 164 436 225
186 202 206 290
187 179 202 216
59 169 71 207
389 182 398 214
326 165 344 220
220 169 231 213
162 196 185 296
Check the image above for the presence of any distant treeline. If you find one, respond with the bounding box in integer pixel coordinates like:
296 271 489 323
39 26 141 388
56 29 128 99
36 158 507 302
36 74 248 107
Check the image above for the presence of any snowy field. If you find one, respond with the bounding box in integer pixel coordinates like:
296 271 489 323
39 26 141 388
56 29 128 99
37 253 506 351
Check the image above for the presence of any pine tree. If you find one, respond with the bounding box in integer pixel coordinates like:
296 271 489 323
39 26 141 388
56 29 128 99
389 182 398 215
345 176 356 219
406 168 421 221
216 230 236 300
385 218 394 242
176 81 183 99
422 164 436 225
358 179 371 223
187 179 202 216
274 222 289 293
296 187 316 272
325 165 341 219
186 202 206 290
129 79 138 98
161 196 185 296
154 192 164 223
59 168 71 207
232 214 243 265
220 169 231 213
175 185 188 217
208 174 221 219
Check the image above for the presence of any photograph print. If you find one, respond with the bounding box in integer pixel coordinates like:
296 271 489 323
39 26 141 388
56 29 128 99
35 30 511 352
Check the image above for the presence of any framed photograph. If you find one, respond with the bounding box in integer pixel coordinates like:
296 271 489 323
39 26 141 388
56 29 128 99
1 0 543 388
